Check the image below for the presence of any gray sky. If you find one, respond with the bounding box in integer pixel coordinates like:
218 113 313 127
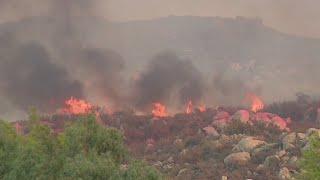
1 0 319 38
102 0 320 38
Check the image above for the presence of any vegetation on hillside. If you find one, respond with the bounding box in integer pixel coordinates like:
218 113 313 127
0 110 162 180
299 134 320 180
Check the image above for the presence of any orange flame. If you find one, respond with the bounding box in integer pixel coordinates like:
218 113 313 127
152 103 168 117
246 93 264 112
199 104 206 112
186 100 193 114
63 97 93 115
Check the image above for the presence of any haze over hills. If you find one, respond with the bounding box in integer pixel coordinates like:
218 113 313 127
2 15 319 68
0 15 320 119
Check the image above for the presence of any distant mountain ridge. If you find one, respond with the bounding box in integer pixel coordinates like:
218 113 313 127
1 16 319 66
1 15 320 101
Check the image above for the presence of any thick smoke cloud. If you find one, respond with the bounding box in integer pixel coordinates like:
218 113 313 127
0 0 128 116
0 35 84 112
212 67 262 106
133 51 205 108
76 48 126 105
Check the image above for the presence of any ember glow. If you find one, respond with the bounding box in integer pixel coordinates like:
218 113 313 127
186 100 193 114
152 103 168 117
199 104 206 112
246 93 264 112
62 97 93 115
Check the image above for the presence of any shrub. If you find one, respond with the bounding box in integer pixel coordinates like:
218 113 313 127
0 113 162 180
299 135 320 179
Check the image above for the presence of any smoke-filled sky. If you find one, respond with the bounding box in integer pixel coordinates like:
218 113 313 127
0 0 320 119
1 0 319 38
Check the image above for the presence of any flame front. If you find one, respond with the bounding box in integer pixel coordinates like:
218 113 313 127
63 97 93 115
152 103 168 117
186 100 193 114
199 104 206 112
246 93 264 112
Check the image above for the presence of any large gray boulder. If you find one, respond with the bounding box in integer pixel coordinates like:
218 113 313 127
224 152 251 167
282 133 296 144
233 137 266 152
306 128 320 137
282 133 297 150
203 126 219 137
252 143 279 159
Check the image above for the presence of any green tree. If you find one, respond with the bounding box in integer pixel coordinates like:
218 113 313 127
299 134 320 180
0 113 162 180
0 120 18 179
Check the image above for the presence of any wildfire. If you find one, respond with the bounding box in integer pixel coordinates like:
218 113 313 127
246 93 264 112
186 100 193 114
62 97 93 115
152 103 168 117
199 104 206 112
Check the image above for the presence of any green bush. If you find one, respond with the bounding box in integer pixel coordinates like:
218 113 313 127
299 135 320 180
0 113 162 180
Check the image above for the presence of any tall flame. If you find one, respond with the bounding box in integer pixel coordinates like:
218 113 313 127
63 97 93 115
246 93 264 112
152 103 168 117
186 100 193 114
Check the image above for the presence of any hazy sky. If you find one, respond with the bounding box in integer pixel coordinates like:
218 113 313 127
102 0 320 38
0 0 319 38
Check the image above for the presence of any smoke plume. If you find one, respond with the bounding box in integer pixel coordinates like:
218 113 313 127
0 35 84 112
212 67 262 106
76 48 126 106
133 51 205 109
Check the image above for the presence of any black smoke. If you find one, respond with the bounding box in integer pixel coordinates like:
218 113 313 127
0 36 84 112
76 48 126 105
133 51 205 108
212 68 262 105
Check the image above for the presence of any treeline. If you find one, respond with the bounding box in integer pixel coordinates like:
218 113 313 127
0 110 162 180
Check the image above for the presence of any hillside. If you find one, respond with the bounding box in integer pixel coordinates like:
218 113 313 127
1 16 319 101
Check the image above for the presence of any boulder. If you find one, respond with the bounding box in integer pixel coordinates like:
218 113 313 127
282 133 297 144
203 126 219 137
167 156 174 163
282 133 297 150
252 143 279 159
263 155 280 169
256 164 265 172
232 110 250 123
306 128 320 137
276 150 287 158
224 152 251 167
297 133 306 140
177 168 188 177
233 137 266 152
281 156 290 163
278 167 291 180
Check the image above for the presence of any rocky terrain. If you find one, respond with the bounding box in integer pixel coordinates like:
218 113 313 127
14 104 320 180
